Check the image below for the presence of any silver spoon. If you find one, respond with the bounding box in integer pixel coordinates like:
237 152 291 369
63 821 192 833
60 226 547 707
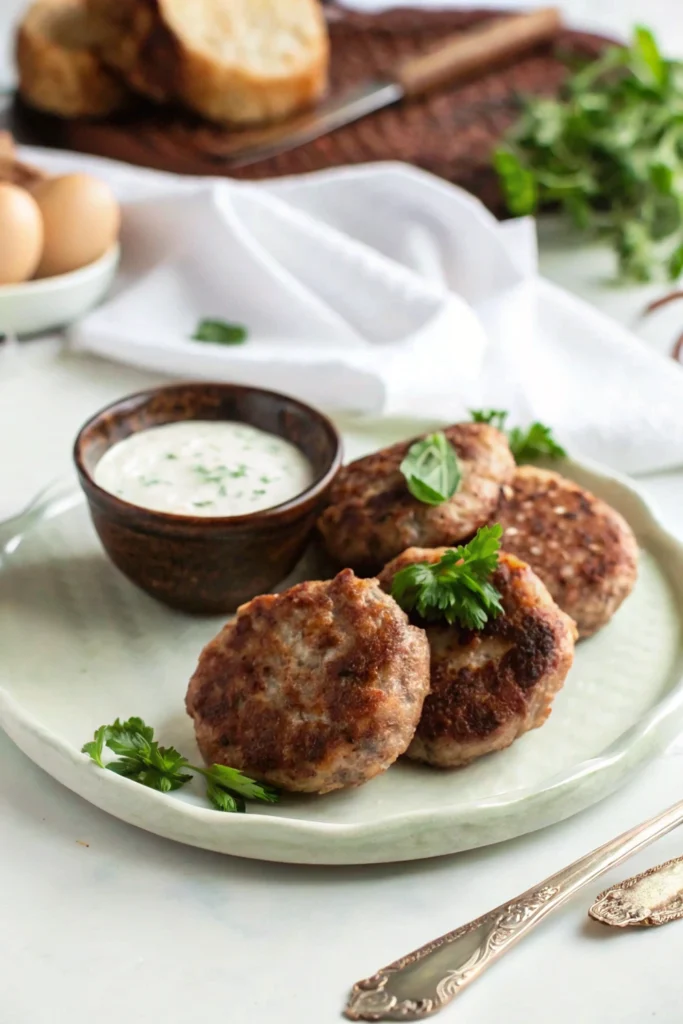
345 796 683 1021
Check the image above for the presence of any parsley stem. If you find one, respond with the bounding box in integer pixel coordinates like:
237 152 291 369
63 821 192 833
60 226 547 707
188 764 215 779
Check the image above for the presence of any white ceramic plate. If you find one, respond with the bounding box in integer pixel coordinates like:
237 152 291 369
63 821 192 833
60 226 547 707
0 244 119 335
1 416 683 865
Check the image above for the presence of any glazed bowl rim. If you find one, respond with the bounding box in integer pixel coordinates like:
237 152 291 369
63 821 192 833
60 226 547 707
0 243 120 298
73 381 343 528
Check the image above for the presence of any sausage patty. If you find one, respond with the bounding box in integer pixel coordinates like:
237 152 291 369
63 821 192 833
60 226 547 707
379 549 577 768
318 422 515 572
493 467 639 638
185 569 431 794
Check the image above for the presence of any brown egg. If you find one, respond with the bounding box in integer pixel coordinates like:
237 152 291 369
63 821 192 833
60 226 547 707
31 173 120 278
0 183 44 285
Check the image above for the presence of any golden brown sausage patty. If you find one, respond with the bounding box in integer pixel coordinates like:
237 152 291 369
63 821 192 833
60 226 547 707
318 423 515 572
185 569 431 794
493 467 638 638
379 549 577 768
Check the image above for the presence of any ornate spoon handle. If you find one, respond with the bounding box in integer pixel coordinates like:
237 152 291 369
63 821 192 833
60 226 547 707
346 797 683 1021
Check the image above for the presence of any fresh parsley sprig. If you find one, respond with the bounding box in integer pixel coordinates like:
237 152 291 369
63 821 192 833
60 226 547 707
391 524 504 630
470 410 509 431
508 423 566 462
470 410 566 462
400 431 462 505
494 26 683 282
82 717 279 813
192 318 248 345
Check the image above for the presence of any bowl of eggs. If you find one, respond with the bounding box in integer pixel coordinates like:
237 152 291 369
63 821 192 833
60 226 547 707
0 155 120 335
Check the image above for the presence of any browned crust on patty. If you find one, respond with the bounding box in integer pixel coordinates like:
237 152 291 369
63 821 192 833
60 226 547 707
318 423 515 573
493 467 639 638
185 569 431 794
379 549 577 768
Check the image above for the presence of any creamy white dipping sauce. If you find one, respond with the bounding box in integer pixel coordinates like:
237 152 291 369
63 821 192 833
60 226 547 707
94 421 314 517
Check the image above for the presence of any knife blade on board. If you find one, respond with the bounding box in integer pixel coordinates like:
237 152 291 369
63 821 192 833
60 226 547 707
219 7 562 169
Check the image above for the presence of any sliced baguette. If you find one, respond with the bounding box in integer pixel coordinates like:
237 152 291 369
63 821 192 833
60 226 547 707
88 0 329 125
17 0 129 119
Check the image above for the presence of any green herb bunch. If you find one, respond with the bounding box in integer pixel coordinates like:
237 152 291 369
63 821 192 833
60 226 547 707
495 26 683 281
83 717 278 813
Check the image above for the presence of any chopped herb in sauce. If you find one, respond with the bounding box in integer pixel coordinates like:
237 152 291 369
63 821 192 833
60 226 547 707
139 476 170 487
94 421 313 518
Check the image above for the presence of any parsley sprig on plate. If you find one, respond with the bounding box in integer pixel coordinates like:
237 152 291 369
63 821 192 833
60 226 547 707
400 431 462 505
495 26 683 282
82 717 278 813
391 524 504 630
470 410 566 462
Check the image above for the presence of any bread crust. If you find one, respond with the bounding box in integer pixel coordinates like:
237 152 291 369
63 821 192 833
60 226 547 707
88 0 329 124
175 38 329 126
17 0 128 118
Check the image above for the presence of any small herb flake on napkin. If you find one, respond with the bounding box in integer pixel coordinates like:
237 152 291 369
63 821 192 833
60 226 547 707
192 319 248 345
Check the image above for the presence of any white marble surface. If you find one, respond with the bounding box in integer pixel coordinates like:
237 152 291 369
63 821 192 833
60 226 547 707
2 2 683 1023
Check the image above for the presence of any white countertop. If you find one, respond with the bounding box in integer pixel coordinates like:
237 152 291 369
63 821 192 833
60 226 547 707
3 3 683 1023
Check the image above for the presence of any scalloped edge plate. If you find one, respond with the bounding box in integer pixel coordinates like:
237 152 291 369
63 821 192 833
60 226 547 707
1 419 683 864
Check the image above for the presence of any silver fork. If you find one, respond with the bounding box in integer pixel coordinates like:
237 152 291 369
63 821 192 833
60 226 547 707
346 796 683 1021
0 478 79 550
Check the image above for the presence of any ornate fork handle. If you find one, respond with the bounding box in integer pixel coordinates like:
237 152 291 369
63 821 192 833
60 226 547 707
346 797 683 1021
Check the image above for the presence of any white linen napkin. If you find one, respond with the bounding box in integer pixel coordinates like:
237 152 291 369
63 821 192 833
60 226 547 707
71 161 523 417
23 147 683 476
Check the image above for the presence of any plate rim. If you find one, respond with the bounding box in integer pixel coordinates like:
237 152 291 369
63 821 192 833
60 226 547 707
2 451 682 864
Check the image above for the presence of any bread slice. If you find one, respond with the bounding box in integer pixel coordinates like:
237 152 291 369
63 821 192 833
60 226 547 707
17 0 129 118
88 0 329 125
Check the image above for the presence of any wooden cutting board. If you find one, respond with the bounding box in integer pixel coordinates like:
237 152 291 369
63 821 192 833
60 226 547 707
10 5 613 214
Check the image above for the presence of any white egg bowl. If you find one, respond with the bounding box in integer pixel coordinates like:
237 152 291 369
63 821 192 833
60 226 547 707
0 243 119 336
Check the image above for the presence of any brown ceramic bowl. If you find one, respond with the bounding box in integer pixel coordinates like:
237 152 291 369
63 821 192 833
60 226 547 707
74 382 342 614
